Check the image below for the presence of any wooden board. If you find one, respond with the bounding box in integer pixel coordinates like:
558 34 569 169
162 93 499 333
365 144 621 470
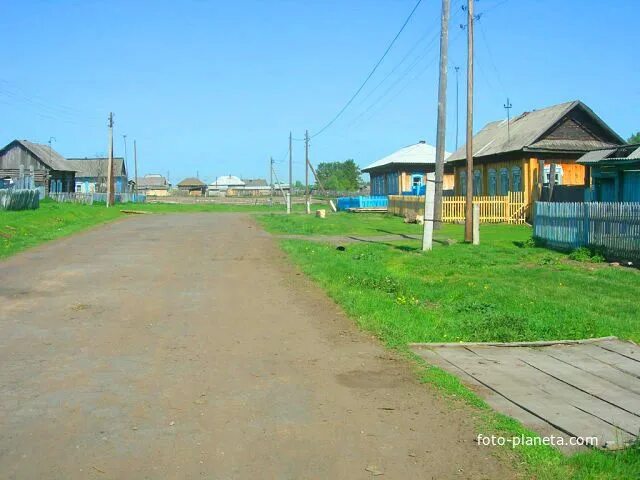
412 339 640 450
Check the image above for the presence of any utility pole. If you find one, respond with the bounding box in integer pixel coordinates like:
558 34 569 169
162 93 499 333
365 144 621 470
133 139 139 197
427 0 450 240
122 134 128 189
464 0 474 242
455 66 460 150
305 130 310 214
503 98 513 142
288 131 293 214
270 156 274 206
107 112 115 207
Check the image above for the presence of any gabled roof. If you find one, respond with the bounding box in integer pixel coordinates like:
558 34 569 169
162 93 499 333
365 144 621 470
242 178 268 187
577 143 640 165
0 139 78 172
137 174 168 188
210 175 245 187
362 141 450 172
447 101 625 162
67 157 126 177
177 177 206 187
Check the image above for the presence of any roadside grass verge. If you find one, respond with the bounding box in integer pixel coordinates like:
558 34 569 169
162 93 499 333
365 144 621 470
256 211 437 236
278 227 640 479
0 200 123 259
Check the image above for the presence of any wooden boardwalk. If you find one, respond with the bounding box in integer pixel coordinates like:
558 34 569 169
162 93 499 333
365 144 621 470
411 338 640 451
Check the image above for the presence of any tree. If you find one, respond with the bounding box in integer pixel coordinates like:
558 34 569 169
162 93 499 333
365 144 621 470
628 132 640 144
315 159 361 192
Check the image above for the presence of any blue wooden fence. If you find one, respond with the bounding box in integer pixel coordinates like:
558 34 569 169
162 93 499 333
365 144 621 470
534 202 640 261
337 196 388 211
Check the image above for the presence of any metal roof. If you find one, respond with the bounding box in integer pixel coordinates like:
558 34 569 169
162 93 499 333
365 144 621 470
447 101 624 162
577 144 640 165
242 178 268 187
210 175 245 187
362 141 450 172
67 157 126 177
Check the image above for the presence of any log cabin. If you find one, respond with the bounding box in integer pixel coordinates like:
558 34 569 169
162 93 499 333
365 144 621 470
446 101 625 210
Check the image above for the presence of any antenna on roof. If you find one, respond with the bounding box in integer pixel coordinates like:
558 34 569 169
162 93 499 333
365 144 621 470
503 98 513 142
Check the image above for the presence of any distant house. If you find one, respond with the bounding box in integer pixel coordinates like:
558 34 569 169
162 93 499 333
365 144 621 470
136 174 170 196
447 100 625 205
362 141 453 196
67 157 127 193
208 175 245 196
578 144 640 202
177 177 206 196
228 178 277 196
0 139 78 195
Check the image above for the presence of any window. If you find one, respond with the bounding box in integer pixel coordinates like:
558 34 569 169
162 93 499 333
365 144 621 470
543 165 563 185
500 168 509 194
511 166 522 192
487 169 497 196
459 171 467 195
473 169 482 195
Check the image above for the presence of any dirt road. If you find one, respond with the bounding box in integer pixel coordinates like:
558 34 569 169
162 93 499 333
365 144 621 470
0 213 515 479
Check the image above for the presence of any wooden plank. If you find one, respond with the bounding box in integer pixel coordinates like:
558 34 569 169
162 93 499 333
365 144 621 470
596 339 640 363
509 346 640 416
544 345 640 396
578 344 640 378
468 347 640 437
433 347 631 444
409 336 617 349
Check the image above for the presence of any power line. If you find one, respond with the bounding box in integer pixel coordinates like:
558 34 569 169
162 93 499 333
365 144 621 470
309 0 424 139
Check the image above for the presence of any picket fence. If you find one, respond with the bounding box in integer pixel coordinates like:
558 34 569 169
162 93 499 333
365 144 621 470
49 192 147 205
0 189 40 211
388 192 527 224
534 202 640 261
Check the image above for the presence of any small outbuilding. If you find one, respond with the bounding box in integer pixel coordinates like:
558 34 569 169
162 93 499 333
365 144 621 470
578 143 640 202
136 174 170 196
208 175 245 196
362 141 453 196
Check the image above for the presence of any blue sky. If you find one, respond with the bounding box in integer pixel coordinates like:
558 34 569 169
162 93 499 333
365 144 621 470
1 0 638 185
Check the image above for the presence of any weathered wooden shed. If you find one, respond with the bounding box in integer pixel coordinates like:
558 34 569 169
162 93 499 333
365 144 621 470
177 177 207 196
0 139 78 195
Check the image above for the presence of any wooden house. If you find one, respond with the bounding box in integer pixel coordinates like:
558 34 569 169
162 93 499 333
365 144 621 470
136 174 170 196
362 141 453 196
177 177 207 196
447 101 625 207
67 157 128 193
578 144 640 202
0 139 78 195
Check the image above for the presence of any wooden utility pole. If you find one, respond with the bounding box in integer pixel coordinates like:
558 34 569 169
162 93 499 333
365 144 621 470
106 112 115 207
270 156 274 205
464 0 474 242
133 139 139 197
428 0 450 238
122 134 128 186
455 66 460 150
288 131 293 214
305 130 310 214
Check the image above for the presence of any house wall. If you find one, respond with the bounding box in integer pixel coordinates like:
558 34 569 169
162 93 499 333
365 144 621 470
453 155 586 207
370 167 454 196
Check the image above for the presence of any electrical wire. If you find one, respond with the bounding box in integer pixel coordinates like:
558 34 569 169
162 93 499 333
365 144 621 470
308 0 424 139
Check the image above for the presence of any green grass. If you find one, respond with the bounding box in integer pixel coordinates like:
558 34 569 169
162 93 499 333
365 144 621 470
0 200 124 258
256 211 439 236
277 221 640 479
